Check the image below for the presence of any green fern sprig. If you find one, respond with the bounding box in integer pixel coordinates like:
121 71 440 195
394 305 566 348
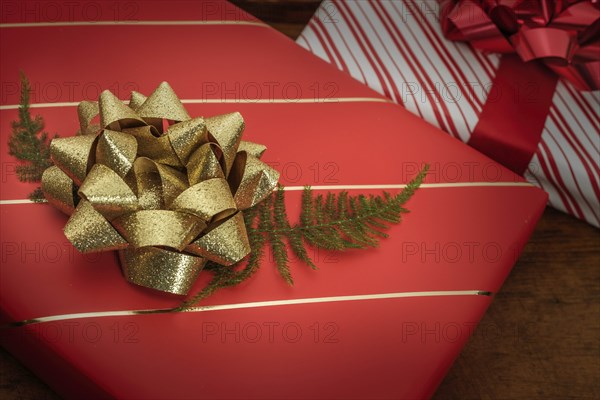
181 165 428 309
274 186 317 271
7 71 56 201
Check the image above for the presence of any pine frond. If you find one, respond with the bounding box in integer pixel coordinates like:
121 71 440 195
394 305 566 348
274 186 317 270
8 71 56 196
268 188 293 284
28 187 46 202
291 164 429 251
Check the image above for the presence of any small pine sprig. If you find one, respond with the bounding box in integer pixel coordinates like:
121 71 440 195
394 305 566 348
8 71 56 201
180 165 428 309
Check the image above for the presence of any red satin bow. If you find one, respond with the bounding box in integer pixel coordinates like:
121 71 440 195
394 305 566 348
441 0 600 90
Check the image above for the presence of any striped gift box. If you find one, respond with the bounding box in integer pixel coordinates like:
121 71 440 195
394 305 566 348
298 0 600 227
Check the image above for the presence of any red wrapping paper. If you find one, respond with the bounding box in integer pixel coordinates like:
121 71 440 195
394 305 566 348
0 1 547 398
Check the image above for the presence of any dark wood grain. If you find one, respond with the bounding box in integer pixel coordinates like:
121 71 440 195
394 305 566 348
2 1 599 399
434 207 600 400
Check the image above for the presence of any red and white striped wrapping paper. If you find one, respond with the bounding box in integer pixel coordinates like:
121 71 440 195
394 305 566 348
298 0 600 227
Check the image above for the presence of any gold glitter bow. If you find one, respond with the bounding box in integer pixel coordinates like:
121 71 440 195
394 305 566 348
41 82 279 295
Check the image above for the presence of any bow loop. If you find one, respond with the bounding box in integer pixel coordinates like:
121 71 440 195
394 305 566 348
205 112 245 177
77 100 100 136
96 130 137 178
99 90 146 130
50 134 97 185
136 81 191 128
78 163 138 220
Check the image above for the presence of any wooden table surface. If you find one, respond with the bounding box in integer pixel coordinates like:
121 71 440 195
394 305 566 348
1 1 599 399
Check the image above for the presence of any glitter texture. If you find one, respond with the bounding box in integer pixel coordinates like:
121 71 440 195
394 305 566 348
205 112 244 176
64 201 129 253
95 130 137 178
187 212 251 265
41 166 75 215
187 143 225 185
232 153 280 210
119 247 205 295
170 178 236 222
238 141 267 158
169 117 208 164
99 90 146 131
112 210 204 251
50 134 96 185
136 81 191 123
128 91 147 111
78 164 138 220
77 100 100 136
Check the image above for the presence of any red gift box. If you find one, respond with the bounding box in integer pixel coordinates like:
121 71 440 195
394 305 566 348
1 1 547 398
